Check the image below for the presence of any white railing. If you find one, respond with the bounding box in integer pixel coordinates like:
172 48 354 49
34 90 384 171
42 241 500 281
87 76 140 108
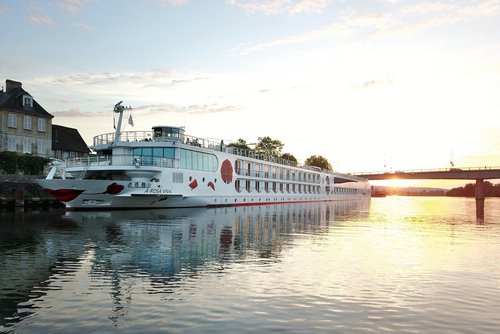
64 155 178 169
93 131 154 146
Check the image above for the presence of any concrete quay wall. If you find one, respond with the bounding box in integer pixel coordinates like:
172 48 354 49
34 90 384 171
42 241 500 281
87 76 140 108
0 174 63 209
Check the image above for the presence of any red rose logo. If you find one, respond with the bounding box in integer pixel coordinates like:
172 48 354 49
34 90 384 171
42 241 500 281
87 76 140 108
221 159 233 184
104 183 124 195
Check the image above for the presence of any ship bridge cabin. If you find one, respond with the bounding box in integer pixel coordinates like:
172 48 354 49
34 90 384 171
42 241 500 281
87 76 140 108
153 126 185 142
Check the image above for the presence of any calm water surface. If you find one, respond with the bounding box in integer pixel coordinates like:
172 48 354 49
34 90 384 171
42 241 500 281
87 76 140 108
1 197 499 333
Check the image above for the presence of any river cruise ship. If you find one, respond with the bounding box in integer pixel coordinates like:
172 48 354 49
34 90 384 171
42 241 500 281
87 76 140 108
38 102 370 209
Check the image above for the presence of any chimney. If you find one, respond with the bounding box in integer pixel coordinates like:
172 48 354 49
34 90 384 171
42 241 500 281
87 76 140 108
6 79 22 92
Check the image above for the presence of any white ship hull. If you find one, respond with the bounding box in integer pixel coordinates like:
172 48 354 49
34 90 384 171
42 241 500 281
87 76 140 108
38 104 370 210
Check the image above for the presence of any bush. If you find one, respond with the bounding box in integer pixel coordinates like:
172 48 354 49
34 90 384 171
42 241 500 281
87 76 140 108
0 152 49 175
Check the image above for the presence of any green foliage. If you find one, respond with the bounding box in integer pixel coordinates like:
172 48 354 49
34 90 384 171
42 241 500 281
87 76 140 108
227 138 251 151
0 152 49 175
0 151 18 174
281 153 298 166
447 181 500 197
304 155 332 171
255 136 284 157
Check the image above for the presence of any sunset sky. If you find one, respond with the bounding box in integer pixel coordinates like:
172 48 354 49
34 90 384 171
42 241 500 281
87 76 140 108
1 0 499 187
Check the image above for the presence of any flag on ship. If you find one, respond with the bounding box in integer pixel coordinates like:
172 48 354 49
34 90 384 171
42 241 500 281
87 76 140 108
128 114 134 127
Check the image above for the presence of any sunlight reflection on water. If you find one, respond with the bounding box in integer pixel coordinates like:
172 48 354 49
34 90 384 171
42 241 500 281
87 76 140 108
1 197 499 333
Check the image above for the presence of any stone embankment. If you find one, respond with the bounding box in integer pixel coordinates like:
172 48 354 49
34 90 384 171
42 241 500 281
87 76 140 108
0 174 63 209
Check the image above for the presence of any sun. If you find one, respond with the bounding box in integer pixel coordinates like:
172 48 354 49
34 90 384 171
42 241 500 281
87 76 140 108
371 179 421 188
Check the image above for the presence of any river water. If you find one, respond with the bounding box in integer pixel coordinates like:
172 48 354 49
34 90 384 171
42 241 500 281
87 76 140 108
1 197 499 333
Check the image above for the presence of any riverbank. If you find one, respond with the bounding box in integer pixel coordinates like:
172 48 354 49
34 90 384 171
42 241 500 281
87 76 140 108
0 174 63 209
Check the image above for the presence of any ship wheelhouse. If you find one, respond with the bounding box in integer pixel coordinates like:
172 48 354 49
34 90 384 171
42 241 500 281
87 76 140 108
152 126 185 142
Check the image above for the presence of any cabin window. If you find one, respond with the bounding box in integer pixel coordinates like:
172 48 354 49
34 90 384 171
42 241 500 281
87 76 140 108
264 182 269 193
153 148 163 157
164 148 175 159
235 160 242 175
235 179 241 192
256 181 261 193
134 147 178 167
246 180 251 192
255 164 261 177
179 149 217 172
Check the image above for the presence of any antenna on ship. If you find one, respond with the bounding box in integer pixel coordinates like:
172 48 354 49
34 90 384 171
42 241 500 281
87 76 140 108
113 101 132 144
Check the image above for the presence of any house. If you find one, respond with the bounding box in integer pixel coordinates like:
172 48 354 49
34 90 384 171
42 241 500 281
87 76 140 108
0 79 53 157
52 124 91 160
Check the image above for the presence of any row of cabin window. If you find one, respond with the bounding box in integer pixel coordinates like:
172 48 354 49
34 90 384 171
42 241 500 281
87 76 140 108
234 179 361 196
235 159 321 183
133 147 218 172
7 114 46 132
333 187 360 195
235 179 322 194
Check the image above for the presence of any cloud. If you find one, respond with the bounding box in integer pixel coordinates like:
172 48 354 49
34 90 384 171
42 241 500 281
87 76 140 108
27 4 54 26
41 71 211 91
158 0 191 6
134 103 243 115
360 78 395 89
44 73 125 85
289 0 332 14
227 0 332 15
73 22 92 30
52 108 108 117
229 0 500 54
228 20 350 54
59 0 97 13
28 15 54 26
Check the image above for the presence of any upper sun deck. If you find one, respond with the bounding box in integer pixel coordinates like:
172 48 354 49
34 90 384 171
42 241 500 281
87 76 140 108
91 126 364 182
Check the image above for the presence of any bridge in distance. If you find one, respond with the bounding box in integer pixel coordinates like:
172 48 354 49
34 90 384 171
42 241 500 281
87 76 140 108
351 166 500 218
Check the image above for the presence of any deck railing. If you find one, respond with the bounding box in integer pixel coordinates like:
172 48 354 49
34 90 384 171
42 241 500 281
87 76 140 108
63 154 178 169
92 130 299 167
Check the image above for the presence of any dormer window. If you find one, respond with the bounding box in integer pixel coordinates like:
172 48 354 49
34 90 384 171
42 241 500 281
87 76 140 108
23 95 33 108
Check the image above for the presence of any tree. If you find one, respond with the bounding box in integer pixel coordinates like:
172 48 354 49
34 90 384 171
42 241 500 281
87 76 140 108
447 181 500 197
281 153 298 166
255 136 284 157
227 138 251 151
304 155 332 170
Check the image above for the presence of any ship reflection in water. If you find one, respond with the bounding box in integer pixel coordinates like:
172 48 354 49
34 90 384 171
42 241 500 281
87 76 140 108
2 197 500 334
0 201 369 332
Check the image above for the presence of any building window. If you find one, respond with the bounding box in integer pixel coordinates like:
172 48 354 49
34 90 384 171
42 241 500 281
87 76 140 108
7 136 17 152
23 95 33 108
24 116 32 130
37 119 46 132
8 114 17 128
23 138 32 153
37 139 46 156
